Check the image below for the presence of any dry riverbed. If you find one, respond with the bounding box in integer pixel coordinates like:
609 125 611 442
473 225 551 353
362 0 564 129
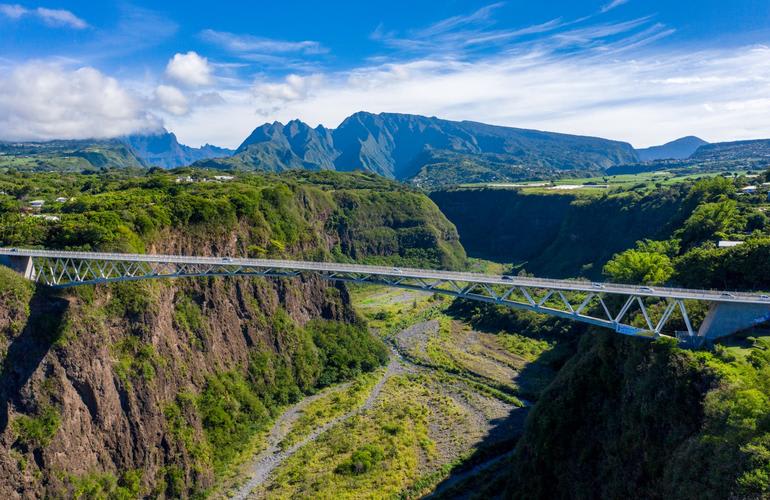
218 287 548 498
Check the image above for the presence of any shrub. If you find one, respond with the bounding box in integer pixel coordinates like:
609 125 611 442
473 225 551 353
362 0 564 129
12 406 60 448
335 444 385 475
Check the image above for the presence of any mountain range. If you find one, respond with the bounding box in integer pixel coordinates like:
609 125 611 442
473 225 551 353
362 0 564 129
197 112 639 184
123 132 234 169
4 112 770 185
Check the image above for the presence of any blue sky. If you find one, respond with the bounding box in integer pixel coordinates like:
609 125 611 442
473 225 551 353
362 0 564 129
2 1 770 148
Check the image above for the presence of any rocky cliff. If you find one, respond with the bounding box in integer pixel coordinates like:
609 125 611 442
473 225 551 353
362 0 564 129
0 171 463 497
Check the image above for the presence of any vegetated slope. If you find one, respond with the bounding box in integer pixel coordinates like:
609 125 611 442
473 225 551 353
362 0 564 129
0 140 147 171
609 138 770 176
197 112 638 184
430 186 685 278
0 131 233 172
122 131 234 169
436 172 770 499
0 170 464 497
635 136 708 161
690 138 770 162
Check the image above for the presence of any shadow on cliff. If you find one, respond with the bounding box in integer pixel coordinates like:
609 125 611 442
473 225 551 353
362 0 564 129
0 287 69 432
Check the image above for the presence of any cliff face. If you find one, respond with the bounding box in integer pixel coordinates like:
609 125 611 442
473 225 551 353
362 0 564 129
0 234 354 497
431 188 685 278
0 172 460 497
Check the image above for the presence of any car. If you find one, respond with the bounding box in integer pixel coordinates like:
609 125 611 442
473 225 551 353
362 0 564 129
721 292 735 299
502 275 513 281
392 267 402 274
639 286 654 293
222 257 233 263
592 282 605 289
9 248 17 252
760 295 769 300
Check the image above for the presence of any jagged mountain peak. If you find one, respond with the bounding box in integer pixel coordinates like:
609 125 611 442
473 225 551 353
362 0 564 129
219 111 639 183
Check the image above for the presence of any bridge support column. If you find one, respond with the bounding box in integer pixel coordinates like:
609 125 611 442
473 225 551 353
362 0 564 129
697 302 770 341
0 255 35 280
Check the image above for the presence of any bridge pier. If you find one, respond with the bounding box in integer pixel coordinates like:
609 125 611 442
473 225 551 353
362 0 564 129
0 255 34 280
697 302 770 341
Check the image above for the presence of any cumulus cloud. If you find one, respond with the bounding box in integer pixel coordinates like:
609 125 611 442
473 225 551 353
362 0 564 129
0 4 87 29
0 62 160 141
165 51 212 87
155 84 189 115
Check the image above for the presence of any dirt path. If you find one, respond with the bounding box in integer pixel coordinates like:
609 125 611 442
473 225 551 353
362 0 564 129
229 349 407 499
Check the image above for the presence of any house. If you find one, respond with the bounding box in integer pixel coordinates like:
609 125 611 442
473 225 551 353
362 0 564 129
740 185 758 194
718 240 744 248
29 200 44 208
214 175 234 181
55 197 69 203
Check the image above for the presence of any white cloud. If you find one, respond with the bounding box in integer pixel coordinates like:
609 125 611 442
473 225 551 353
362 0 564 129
0 4 25 19
155 84 189 115
166 43 770 149
0 4 87 29
601 0 630 13
0 62 160 141
165 51 212 87
200 29 326 55
35 7 87 28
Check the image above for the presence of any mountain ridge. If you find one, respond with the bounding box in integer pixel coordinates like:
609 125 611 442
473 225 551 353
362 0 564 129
636 136 708 161
202 111 640 183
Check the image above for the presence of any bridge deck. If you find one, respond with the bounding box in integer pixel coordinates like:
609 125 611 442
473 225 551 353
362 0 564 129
0 247 767 305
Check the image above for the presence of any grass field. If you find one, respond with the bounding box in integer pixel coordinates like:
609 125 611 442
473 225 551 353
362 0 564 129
457 170 754 196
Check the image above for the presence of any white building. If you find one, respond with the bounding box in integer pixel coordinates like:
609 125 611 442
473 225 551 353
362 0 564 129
718 240 744 248
741 186 758 194
55 197 69 203
29 200 44 208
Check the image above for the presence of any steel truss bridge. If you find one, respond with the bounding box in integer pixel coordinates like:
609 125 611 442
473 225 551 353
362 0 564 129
1 248 769 343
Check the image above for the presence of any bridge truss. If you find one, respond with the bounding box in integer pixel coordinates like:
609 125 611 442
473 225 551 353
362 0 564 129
1 248 769 342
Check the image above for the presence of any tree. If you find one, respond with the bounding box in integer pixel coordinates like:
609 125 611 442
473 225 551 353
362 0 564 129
679 199 738 249
603 249 673 285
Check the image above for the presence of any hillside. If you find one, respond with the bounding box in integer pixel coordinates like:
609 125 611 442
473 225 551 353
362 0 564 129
0 170 466 496
609 138 770 176
431 186 686 278
690 138 770 162
0 140 147 171
198 112 639 183
635 136 708 161
0 132 234 172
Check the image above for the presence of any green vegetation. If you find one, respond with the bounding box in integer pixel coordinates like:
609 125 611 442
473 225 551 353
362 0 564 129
263 375 442 498
0 169 465 269
160 315 388 482
601 174 770 291
0 140 146 172
335 443 385 475
111 336 163 387
309 320 389 387
431 183 686 278
469 331 770 499
280 370 383 450
11 405 60 448
68 470 143 500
